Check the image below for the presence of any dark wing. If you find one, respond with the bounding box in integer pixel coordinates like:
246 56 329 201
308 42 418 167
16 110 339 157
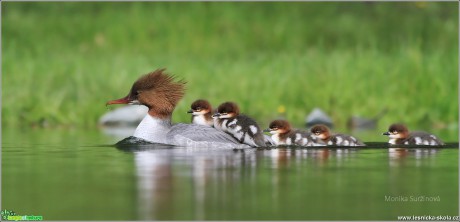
238 115 266 147
407 131 444 145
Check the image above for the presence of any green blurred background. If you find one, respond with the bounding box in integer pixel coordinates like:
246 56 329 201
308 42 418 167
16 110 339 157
2 2 458 140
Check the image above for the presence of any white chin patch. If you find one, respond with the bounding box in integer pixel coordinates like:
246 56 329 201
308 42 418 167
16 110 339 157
129 100 140 105
193 111 206 116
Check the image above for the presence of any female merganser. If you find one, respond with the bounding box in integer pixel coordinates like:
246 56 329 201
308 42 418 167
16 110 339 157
383 123 444 145
264 120 325 146
187 99 214 127
212 102 266 147
310 124 365 146
106 69 250 148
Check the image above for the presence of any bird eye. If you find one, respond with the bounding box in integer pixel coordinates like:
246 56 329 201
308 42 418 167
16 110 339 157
196 108 201 112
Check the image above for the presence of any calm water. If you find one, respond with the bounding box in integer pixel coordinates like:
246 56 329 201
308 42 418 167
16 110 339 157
2 129 458 220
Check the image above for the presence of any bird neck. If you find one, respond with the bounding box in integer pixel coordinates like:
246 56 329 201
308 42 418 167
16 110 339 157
133 114 172 144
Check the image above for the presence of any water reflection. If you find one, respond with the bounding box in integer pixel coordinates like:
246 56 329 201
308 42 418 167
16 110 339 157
134 151 172 220
388 148 440 167
119 145 365 220
264 147 359 169
127 147 251 220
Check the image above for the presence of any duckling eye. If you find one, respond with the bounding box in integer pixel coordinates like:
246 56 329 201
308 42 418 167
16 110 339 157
195 108 201 111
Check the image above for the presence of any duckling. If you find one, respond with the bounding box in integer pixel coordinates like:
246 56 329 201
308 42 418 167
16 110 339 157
310 124 365 146
187 99 214 127
383 123 444 145
212 102 265 147
264 120 325 146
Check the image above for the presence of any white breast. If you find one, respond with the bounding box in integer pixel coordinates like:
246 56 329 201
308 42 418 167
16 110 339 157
388 138 397 144
271 134 282 145
133 115 170 144
192 115 212 126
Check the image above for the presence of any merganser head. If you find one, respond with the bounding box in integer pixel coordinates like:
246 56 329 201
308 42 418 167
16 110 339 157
106 69 186 118
310 124 331 140
383 123 409 139
264 120 291 135
212 102 240 119
187 99 212 116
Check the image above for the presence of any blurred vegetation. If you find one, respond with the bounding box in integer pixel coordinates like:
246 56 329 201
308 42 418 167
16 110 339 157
2 2 458 138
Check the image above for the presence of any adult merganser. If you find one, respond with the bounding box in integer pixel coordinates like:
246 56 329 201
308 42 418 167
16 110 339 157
264 120 325 146
310 124 365 146
212 102 266 147
106 69 250 148
383 123 444 145
187 99 214 127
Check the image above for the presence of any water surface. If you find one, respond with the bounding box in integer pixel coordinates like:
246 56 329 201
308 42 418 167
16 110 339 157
2 129 458 220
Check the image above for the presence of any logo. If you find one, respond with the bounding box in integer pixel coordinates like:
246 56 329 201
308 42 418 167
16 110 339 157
1 210 16 220
1 210 43 221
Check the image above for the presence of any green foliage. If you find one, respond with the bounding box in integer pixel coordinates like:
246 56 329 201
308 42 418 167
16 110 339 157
2 2 458 135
